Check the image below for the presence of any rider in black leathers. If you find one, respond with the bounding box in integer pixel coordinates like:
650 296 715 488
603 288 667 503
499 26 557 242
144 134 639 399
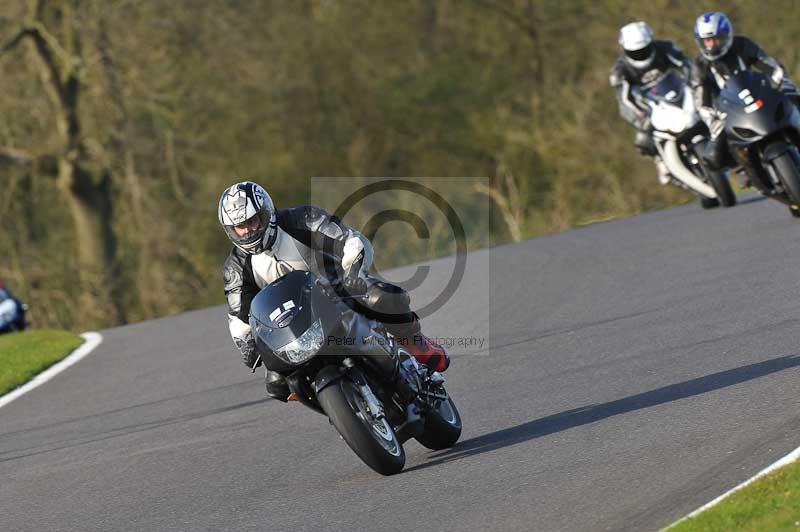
610 21 691 183
219 181 449 401
690 11 800 177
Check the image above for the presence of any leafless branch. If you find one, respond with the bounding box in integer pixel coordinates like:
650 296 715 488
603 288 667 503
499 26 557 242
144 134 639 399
0 28 31 54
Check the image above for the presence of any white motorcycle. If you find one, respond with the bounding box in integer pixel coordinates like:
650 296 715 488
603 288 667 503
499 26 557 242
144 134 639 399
642 71 736 208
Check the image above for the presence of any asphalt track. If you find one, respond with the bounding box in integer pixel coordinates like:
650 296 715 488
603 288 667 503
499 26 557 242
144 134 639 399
3 193 800 532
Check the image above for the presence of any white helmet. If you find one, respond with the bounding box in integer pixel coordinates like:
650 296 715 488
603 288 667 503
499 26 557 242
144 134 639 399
694 12 733 61
619 21 655 69
218 181 277 254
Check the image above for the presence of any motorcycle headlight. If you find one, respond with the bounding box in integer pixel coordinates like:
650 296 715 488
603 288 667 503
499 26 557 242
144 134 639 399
733 126 759 139
276 319 324 364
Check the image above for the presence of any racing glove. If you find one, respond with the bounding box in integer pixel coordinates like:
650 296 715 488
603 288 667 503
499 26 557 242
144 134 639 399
771 66 785 89
341 236 365 276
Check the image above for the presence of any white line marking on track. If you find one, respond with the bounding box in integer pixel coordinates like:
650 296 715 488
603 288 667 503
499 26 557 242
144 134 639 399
665 444 800 529
0 331 103 409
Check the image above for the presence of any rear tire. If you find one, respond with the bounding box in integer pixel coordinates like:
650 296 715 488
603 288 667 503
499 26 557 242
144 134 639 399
317 378 405 475
700 196 720 209
415 395 462 450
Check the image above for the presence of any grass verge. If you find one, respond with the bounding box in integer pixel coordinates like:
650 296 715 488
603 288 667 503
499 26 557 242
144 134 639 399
0 329 84 396
668 458 800 531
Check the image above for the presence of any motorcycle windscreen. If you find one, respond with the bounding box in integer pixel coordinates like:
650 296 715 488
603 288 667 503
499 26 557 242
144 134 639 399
718 71 772 111
249 270 340 352
718 71 786 140
643 71 685 103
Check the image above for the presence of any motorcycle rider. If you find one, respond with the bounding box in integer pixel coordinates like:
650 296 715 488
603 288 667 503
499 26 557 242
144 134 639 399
691 11 800 180
0 281 26 333
610 21 692 185
219 181 450 402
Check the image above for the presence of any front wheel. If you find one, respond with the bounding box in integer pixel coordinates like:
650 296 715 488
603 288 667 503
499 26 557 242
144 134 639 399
317 378 405 475
771 148 800 209
415 395 462 450
707 170 736 207
692 143 735 208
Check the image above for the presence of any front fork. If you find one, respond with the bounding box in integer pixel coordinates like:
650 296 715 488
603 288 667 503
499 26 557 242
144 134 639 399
342 358 385 420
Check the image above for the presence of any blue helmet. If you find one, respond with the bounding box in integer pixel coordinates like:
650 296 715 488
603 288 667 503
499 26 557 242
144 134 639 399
694 12 733 61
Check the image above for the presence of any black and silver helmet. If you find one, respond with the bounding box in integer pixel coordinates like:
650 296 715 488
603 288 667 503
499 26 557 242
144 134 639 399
218 181 277 254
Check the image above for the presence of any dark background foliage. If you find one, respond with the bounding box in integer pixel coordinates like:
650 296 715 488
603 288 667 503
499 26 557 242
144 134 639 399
1 0 796 330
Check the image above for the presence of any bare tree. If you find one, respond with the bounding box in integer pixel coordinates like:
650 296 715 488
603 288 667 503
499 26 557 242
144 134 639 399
0 0 123 324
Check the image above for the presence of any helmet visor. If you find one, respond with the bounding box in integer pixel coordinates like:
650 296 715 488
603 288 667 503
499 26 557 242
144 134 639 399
223 209 271 251
696 31 731 59
625 43 654 62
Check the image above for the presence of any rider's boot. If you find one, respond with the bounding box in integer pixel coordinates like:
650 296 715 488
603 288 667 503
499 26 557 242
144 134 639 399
655 156 671 185
396 318 450 373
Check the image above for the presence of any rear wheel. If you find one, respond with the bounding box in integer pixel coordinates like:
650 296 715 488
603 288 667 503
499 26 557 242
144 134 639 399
414 395 462 450
317 378 405 475
700 196 720 209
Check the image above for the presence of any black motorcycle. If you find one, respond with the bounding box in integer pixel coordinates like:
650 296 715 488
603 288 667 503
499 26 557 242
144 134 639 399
248 269 462 475
716 70 800 217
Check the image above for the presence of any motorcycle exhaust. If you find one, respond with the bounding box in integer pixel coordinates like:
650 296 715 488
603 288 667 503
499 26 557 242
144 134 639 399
657 139 718 198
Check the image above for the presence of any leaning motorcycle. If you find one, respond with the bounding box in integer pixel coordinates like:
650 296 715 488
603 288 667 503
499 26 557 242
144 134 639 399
642 71 736 208
248 269 462 475
715 70 800 217
0 288 26 334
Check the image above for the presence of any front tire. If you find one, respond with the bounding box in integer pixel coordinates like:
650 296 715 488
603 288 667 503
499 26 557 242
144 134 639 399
317 378 405 475
771 148 800 210
415 395 462 450
692 143 734 208
707 171 736 207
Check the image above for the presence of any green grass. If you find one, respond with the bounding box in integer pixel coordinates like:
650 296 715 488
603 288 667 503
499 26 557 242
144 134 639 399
668 458 800 532
0 329 84 396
